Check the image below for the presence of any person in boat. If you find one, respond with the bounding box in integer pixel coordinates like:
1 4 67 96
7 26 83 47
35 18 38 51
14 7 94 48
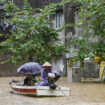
32 74 40 83
23 74 34 86
35 62 61 89
23 74 40 86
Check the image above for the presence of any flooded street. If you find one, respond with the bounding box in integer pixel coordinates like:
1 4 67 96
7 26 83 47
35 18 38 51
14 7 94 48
0 77 105 105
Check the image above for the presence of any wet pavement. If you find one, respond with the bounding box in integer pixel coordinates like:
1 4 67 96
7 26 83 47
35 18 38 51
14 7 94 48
0 77 105 105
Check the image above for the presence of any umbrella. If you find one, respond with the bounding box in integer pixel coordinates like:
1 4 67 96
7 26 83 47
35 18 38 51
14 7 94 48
17 62 42 75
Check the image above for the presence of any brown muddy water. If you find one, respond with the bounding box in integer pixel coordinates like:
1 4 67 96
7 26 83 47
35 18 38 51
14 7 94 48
0 77 105 105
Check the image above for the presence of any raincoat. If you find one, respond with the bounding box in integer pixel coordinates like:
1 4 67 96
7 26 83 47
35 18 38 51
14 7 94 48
35 68 60 86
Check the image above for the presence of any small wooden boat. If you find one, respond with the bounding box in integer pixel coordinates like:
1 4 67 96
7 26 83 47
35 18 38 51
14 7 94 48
10 83 70 97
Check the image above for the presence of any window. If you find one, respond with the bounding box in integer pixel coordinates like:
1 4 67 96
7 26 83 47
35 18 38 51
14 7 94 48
55 12 62 29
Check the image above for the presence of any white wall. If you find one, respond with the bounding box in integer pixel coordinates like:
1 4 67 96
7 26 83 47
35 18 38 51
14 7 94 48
51 12 66 74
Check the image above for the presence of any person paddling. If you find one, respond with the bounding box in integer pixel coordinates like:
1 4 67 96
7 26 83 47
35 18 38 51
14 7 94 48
35 62 61 89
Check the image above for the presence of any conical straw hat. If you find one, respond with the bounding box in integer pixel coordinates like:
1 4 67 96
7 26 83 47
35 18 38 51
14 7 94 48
42 62 52 67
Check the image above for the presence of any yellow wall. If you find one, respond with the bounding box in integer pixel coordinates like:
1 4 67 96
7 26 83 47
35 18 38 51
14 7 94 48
100 61 105 80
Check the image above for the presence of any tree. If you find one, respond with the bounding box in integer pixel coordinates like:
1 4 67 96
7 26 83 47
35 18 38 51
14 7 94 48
69 0 105 67
0 0 70 64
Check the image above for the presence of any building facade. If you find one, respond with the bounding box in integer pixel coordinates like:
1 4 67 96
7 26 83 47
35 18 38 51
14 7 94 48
0 0 98 78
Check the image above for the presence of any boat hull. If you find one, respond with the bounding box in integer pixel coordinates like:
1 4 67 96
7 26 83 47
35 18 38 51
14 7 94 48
10 83 70 97
10 83 37 95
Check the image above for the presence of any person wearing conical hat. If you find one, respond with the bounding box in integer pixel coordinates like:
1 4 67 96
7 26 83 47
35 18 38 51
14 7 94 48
35 62 60 89
42 62 52 67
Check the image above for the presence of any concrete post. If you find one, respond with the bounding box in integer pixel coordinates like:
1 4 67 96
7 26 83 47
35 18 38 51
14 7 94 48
67 67 81 82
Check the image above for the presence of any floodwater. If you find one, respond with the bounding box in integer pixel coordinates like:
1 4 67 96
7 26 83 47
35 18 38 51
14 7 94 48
0 77 105 105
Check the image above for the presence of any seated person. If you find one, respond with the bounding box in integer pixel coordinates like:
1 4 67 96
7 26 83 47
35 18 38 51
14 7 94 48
35 62 61 89
23 74 34 86
32 74 40 83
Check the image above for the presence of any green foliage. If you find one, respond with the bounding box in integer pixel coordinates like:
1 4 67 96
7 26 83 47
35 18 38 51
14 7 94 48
0 0 71 64
69 33 92 67
69 0 105 67
4 1 20 17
